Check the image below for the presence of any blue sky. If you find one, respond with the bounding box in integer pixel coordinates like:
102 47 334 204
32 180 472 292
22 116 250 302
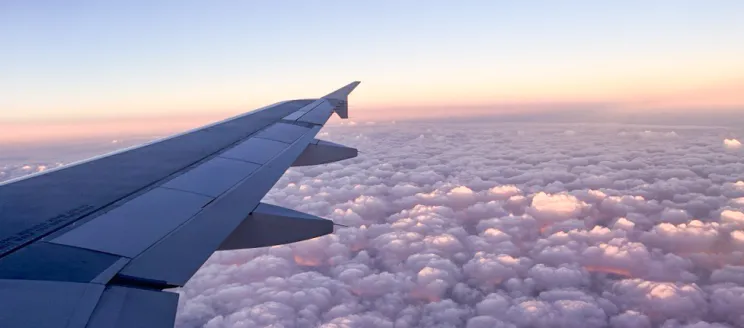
2 0 744 128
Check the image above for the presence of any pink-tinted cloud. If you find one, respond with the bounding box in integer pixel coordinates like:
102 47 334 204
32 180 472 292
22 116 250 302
5 120 744 327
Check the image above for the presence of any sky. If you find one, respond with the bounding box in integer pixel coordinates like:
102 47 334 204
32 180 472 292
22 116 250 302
2 1 744 142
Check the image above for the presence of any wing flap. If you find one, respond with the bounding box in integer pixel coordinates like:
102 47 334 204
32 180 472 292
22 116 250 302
218 203 334 250
161 158 261 198
292 139 358 166
297 101 335 125
219 137 289 164
281 99 326 121
254 122 312 143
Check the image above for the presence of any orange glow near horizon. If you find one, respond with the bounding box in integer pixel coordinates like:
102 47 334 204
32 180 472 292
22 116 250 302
0 115 220 145
4 70 744 124
2 76 743 145
624 81 744 111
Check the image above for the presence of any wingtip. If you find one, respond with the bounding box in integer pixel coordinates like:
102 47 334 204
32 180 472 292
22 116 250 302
323 81 361 100
324 81 360 119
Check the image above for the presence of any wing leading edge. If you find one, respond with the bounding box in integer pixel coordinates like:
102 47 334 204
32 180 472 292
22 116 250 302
0 82 361 328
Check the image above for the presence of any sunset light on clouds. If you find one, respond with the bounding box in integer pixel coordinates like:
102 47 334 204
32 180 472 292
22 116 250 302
3 2 744 327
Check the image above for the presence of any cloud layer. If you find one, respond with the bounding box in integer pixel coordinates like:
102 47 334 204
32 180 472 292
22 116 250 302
3 121 743 327
169 122 744 327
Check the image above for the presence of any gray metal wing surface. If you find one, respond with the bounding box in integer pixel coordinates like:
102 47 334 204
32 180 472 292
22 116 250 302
0 81 361 328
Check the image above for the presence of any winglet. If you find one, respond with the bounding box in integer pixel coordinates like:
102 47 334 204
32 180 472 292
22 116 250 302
323 81 360 119
323 81 361 100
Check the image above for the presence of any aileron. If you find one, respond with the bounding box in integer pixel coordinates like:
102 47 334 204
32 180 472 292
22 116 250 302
162 157 260 198
254 122 311 143
219 137 288 164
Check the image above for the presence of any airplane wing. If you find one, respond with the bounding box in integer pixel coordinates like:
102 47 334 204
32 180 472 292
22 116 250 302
0 82 361 328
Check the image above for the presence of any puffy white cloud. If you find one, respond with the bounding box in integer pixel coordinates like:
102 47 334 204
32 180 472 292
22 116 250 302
463 252 528 287
449 186 474 195
528 192 588 226
723 138 741 150
613 217 636 231
606 279 707 324
720 210 744 227
641 220 720 253
488 185 521 199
